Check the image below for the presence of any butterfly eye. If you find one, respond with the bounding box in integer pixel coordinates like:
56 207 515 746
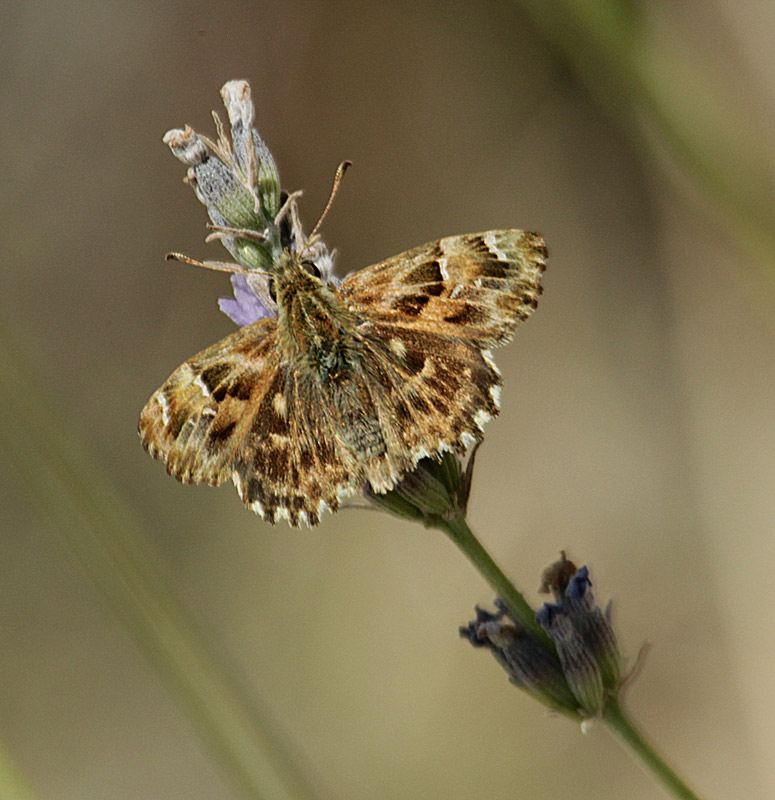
268 279 277 302
302 260 321 278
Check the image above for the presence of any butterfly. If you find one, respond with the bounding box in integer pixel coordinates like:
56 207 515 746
138 82 546 527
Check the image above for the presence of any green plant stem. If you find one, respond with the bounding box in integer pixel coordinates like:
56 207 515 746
603 696 703 800
434 514 705 800
0 740 39 800
0 325 317 800
432 515 552 648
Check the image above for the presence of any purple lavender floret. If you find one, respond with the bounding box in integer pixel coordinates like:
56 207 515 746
565 565 592 602
218 274 274 325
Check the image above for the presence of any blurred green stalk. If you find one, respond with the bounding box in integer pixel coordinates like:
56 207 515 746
0 324 318 800
516 0 775 286
603 696 703 800
0 740 39 800
436 516 552 648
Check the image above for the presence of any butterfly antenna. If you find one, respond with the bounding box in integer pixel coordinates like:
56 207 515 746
166 252 247 273
165 252 270 277
307 160 352 242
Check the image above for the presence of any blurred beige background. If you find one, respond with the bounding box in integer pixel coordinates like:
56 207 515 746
2 1 774 798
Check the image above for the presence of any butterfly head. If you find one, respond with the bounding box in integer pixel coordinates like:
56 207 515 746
271 250 325 295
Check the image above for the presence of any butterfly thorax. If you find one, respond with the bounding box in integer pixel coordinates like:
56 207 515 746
274 252 361 380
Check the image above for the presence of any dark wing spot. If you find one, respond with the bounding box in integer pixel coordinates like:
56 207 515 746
428 395 450 416
403 349 426 376
298 444 313 470
205 418 236 453
200 363 231 394
392 294 430 316
530 237 549 260
478 277 505 291
404 261 444 295
315 436 337 464
425 363 460 402
394 399 413 423
227 374 253 400
475 259 510 279
465 236 491 256
432 360 461 393
349 292 378 306
168 405 187 438
412 393 431 414
471 362 501 415
443 304 484 325
406 260 443 285
263 444 288 481
248 400 289 440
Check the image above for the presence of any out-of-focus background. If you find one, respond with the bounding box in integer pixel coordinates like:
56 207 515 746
2 2 774 798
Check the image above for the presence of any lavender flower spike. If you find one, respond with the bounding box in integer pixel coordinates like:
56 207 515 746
464 555 625 721
163 79 338 327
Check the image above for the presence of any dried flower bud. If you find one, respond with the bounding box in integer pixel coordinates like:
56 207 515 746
562 566 622 688
461 607 578 712
220 80 281 220
365 446 479 523
537 555 622 690
164 126 265 231
163 126 208 165
535 602 604 716
463 558 626 721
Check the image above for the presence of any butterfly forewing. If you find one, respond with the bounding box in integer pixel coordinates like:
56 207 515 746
338 229 546 346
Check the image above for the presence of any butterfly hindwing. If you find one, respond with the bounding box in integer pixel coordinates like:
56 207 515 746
140 318 367 525
357 324 501 472
139 318 279 485
232 365 362 525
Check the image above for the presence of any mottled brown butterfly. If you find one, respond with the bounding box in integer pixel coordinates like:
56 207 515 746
139 81 546 526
